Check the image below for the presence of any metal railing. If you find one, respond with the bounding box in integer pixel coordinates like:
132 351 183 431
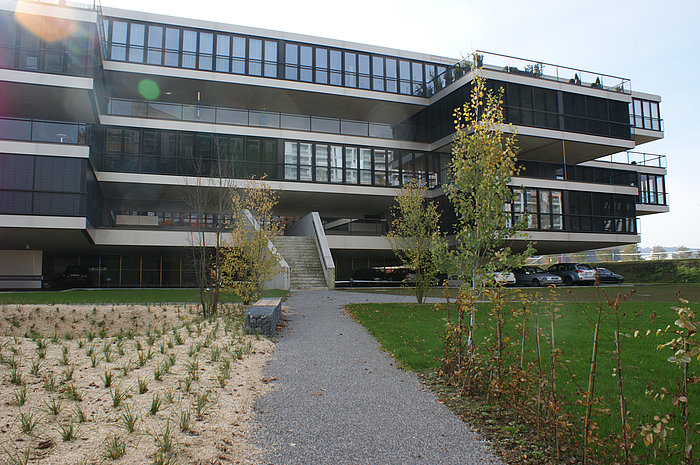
419 51 631 98
0 116 87 144
107 98 394 140
594 151 667 168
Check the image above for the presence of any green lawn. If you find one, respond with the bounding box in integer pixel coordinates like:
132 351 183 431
347 290 698 462
341 282 700 304
0 288 288 305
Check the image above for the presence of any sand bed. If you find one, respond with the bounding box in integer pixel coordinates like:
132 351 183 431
0 304 274 464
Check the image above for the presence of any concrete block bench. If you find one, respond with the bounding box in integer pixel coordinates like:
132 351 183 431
244 298 282 336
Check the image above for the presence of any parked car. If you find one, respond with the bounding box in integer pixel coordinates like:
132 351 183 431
512 266 563 287
595 267 624 284
350 268 389 287
493 271 517 287
51 265 91 289
387 267 410 282
547 263 596 286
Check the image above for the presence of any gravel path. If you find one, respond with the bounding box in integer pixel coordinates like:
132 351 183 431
251 290 502 465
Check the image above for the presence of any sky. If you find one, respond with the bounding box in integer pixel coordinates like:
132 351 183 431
101 0 700 249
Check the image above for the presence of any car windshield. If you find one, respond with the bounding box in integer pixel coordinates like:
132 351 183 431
577 264 594 270
532 266 546 273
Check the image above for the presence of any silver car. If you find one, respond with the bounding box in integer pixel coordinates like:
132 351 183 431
512 266 563 287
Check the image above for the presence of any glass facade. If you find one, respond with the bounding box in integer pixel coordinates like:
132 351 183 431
0 11 97 76
0 154 88 217
398 79 632 143
102 17 446 96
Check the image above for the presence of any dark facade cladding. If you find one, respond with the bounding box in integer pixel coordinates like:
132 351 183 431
0 3 668 287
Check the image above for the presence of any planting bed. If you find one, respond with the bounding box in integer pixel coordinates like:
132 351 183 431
0 303 274 464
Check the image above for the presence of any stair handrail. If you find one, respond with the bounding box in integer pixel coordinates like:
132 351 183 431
243 209 291 290
286 212 336 289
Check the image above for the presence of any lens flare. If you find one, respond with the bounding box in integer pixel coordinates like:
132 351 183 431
14 0 79 43
138 79 160 100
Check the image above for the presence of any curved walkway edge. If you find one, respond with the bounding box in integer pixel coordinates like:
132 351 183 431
251 290 502 465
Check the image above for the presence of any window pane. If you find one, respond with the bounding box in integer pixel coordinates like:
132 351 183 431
264 40 277 77
412 62 424 96
232 36 245 74
316 48 328 84
284 141 297 180
299 143 312 180
147 25 162 65
315 144 328 182
358 54 370 89
285 43 298 80
399 60 410 94
216 34 229 72
249 39 262 75
164 28 179 67
300 45 312 82
372 56 384 91
345 147 358 183
330 145 343 183
344 52 356 87
182 30 197 68
111 21 127 60
128 23 145 63
385 58 397 92
359 148 372 184
198 32 213 70
330 50 342 85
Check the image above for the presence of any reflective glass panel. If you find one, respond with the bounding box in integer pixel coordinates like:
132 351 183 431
198 32 213 70
249 39 262 75
164 28 179 66
232 36 246 73
285 43 298 80
330 50 342 85
182 30 197 68
316 48 328 84
264 40 277 77
147 25 162 65
344 52 356 87
216 34 230 72
300 45 312 82
128 23 145 63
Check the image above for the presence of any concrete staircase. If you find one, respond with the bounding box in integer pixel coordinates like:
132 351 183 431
273 236 328 289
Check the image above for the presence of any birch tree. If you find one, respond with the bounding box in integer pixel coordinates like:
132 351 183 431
386 179 442 303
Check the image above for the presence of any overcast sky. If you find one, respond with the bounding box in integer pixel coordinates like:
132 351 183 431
101 0 700 249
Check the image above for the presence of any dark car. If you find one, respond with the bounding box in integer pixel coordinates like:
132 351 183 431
547 263 596 286
350 268 389 287
387 267 410 282
595 267 624 284
512 266 563 287
52 265 91 289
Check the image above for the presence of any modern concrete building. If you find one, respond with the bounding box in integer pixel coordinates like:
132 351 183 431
0 0 668 289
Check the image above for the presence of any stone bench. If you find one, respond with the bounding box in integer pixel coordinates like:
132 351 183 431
244 297 282 336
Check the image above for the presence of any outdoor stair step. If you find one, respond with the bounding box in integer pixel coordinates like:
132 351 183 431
273 235 328 290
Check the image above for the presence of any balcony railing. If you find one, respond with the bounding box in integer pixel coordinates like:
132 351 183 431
418 51 631 98
107 98 395 140
594 151 666 168
0 116 88 144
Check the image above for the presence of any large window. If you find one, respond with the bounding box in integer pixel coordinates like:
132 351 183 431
639 173 666 205
632 98 661 131
103 17 450 96
511 188 563 231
